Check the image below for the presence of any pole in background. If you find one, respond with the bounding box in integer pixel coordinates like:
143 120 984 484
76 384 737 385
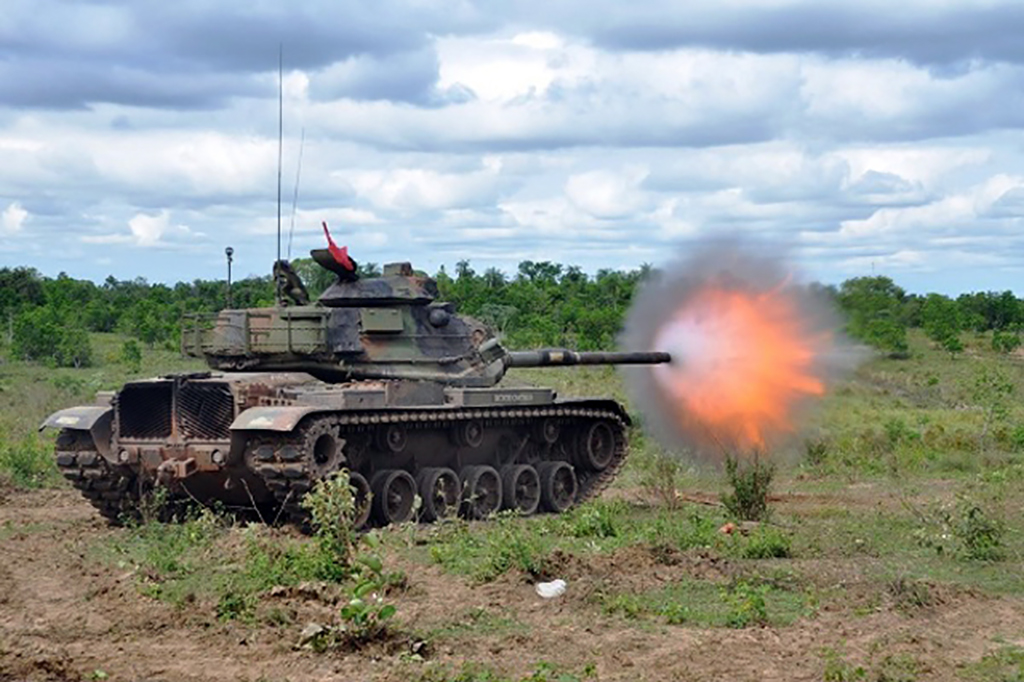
225 246 234 308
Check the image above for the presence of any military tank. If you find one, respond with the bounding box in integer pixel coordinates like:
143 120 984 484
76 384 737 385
42 249 670 527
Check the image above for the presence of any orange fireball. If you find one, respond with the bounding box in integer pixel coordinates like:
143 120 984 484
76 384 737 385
651 282 828 454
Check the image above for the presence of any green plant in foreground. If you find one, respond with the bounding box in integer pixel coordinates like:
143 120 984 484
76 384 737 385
336 533 401 645
721 455 774 522
0 434 61 489
298 474 404 649
301 469 359 565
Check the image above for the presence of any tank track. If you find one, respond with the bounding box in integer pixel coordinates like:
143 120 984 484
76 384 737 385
248 404 628 525
53 429 140 524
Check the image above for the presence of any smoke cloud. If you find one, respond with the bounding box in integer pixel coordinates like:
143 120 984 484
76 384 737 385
620 237 859 465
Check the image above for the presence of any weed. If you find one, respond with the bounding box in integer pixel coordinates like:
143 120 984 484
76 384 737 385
739 525 793 559
886 576 935 614
661 601 691 625
638 508 718 554
335 533 401 646
633 445 684 509
822 649 867 682
961 645 1024 681
914 494 1005 562
971 366 1014 453
301 469 358 564
601 593 644 619
561 499 623 538
721 581 769 628
804 434 831 467
428 514 549 582
721 455 774 522
428 607 528 641
410 661 597 682
0 433 61 488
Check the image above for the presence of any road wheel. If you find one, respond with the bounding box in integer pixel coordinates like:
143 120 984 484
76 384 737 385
460 465 502 520
578 421 615 471
349 471 372 529
370 469 417 525
500 464 540 515
538 461 577 513
416 467 460 522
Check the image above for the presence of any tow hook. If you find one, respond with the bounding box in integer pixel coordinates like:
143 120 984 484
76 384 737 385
156 457 198 484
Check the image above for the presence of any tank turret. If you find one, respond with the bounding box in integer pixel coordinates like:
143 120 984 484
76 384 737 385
46 251 671 530
181 261 671 388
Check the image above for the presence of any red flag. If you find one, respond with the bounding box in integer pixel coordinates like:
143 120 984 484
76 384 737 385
322 221 354 271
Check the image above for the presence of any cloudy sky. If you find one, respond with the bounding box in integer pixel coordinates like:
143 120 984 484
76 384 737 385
1 0 1023 294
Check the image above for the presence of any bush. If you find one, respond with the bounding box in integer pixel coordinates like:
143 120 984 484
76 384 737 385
722 581 769 628
120 339 142 373
721 455 775 522
301 469 358 566
11 306 93 367
0 434 61 488
992 331 1022 354
740 526 793 559
561 499 623 539
914 495 1005 561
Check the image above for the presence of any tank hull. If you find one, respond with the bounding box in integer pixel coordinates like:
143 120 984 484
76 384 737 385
46 371 631 526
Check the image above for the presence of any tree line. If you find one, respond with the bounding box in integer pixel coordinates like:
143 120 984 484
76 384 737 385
1 261 1021 368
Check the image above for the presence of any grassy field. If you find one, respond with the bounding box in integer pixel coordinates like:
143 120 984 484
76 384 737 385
1 329 1023 681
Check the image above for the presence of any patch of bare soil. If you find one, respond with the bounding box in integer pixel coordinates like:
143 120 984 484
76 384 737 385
1 489 1023 682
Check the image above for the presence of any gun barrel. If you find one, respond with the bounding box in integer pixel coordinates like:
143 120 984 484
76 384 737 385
505 349 672 368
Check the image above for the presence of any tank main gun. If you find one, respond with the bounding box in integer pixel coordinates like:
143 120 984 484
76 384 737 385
505 349 672 368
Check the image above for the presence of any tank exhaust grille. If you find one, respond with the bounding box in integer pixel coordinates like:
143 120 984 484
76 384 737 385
177 382 234 440
118 383 173 439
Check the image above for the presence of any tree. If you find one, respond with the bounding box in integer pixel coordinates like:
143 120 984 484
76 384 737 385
836 276 909 355
11 306 93 368
921 293 964 357
120 339 143 373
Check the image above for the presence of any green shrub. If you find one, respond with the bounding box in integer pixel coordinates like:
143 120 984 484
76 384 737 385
721 581 769 628
914 495 1005 562
992 330 1022 354
11 306 93 367
740 525 793 559
120 339 143 373
0 435 61 488
301 469 358 566
561 499 623 538
721 455 774 522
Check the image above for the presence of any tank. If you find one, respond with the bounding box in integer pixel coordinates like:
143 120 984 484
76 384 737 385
41 256 671 527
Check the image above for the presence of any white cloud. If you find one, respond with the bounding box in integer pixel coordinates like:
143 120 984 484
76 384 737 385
345 166 503 211
1 202 27 233
81 209 191 248
128 211 170 246
565 167 649 219
1 4 1024 293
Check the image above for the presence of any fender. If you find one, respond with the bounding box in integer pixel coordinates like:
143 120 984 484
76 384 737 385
230 406 330 433
39 406 114 459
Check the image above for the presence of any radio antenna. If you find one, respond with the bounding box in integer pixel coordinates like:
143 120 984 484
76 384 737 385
287 126 305 260
275 44 284 304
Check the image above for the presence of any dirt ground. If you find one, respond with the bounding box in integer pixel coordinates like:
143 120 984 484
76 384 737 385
1 488 1022 682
